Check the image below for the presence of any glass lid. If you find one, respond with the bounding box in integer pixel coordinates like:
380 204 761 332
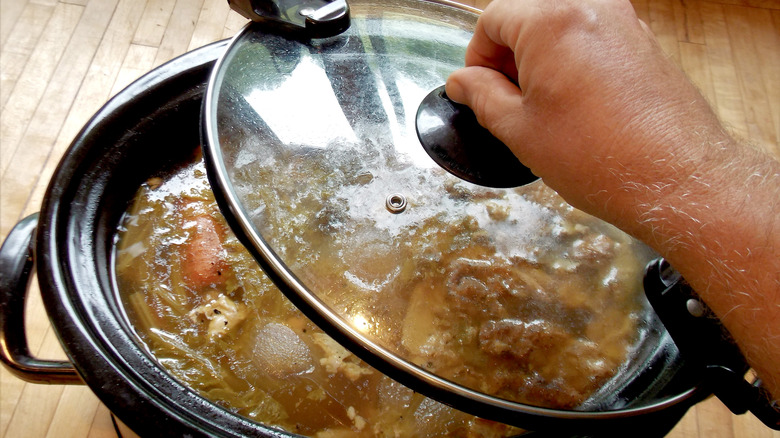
203 0 672 428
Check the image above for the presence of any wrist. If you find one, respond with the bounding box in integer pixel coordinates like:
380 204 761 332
605 137 780 398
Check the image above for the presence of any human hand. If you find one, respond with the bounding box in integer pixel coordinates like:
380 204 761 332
447 0 780 402
445 0 729 226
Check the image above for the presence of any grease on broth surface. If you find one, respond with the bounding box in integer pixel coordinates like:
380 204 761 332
115 152 652 436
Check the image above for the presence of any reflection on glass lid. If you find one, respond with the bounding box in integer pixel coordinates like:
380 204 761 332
205 0 657 414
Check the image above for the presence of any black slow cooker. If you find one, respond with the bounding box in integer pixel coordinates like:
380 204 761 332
1 0 777 436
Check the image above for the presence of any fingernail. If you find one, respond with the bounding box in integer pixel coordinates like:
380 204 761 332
444 74 466 104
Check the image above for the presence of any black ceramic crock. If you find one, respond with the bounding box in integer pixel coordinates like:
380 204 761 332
0 41 291 438
0 37 699 437
0 9 775 437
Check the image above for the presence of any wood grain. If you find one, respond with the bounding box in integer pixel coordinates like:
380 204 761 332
1 0 778 437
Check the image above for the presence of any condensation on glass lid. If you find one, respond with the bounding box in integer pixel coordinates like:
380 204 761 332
206 0 656 411
215 11 474 172
225 129 655 409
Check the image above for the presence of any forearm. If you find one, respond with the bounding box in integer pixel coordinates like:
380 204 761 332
446 0 780 400
595 130 780 399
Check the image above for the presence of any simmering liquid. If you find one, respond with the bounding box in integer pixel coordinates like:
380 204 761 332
115 152 652 436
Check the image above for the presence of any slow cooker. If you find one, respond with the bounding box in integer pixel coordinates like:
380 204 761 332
1 1 777 436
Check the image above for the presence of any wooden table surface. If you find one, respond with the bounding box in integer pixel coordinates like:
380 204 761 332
1 0 777 437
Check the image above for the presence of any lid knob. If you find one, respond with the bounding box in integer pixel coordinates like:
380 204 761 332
416 85 538 188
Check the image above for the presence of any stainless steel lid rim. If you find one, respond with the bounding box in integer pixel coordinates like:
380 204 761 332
201 2 705 431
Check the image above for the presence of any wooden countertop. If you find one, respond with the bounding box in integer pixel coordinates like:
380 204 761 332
1 0 777 436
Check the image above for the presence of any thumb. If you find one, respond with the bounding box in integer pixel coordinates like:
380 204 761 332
445 66 528 158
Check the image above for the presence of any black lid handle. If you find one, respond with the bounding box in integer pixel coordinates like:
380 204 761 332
416 85 538 188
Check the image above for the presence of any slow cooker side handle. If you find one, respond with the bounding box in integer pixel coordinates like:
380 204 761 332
0 214 82 385
644 258 780 430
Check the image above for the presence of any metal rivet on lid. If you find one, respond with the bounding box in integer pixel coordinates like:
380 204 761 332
385 193 407 214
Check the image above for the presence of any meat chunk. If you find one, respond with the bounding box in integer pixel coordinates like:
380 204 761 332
311 333 373 381
479 319 570 361
189 293 247 339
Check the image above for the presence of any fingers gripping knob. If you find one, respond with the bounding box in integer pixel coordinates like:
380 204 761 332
415 85 538 188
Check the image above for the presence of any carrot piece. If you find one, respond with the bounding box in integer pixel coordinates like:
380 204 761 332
182 214 229 289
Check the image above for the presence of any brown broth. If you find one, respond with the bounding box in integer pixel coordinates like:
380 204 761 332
115 157 524 437
115 153 652 436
